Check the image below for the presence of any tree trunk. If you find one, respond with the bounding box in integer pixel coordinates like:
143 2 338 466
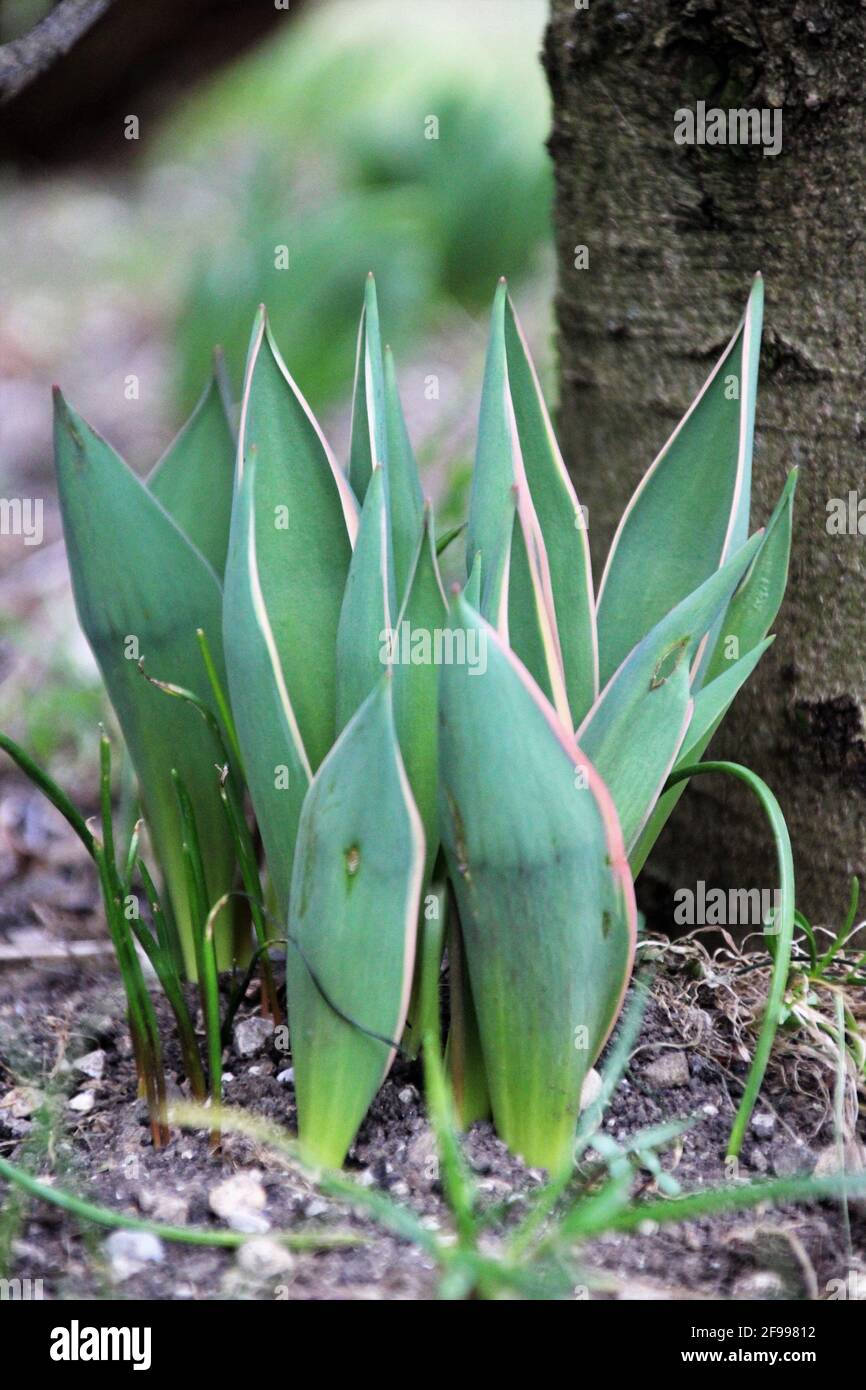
544 0 866 926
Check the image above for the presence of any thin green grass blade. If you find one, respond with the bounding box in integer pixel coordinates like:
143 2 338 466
664 761 794 1160
0 1155 354 1251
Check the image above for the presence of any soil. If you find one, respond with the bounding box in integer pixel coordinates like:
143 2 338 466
0 780 864 1302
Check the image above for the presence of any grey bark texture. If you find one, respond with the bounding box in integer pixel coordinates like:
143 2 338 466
544 0 866 925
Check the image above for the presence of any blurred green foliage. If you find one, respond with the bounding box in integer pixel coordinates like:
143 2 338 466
157 0 552 411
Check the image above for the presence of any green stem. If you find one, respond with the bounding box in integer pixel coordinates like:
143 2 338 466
219 781 281 1021
202 893 231 1149
0 730 94 855
196 627 243 771
664 761 794 1160
0 1155 355 1250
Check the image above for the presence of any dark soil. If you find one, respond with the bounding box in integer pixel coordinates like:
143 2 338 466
0 781 864 1301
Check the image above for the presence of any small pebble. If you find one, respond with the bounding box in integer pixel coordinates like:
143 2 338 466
209 1170 270 1234
237 1237 294 1280
137 1189 189 1225
68 1091 95 1114
74 1049 106 1081
750 1111 776 1136
643 1051 690 1089
233 1016 274 1059
731 1270 786 1301
277 1068 295 1086
104 1229 164 1281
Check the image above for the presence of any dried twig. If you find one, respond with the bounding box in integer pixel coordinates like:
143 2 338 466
0 0 114 104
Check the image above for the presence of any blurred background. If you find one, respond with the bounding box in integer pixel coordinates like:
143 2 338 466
0 0 554 777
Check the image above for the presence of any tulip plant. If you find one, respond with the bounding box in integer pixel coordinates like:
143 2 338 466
7 272 794 1171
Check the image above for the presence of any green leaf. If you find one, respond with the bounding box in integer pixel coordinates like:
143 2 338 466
222 457 312 915
704 468 796 687
335 465 393 733
463 550 482 608
580 663 692 856
384 345 425 606
238 307 358 771
506 492 571 727
578 534 761 853
685 637 775 764
503 294 597 723
286 676 425 1168
53 391 236 977
348 272 387 504
468 280 518 625
438 595 636 1170
436 521 467 558
445 903 491 1128
148 352 236 577
470 281 583 728
629 471 794 876
629 636 776 877
391 506 448 883
596 275 764 686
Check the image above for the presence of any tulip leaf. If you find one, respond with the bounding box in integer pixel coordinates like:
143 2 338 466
704 468 796 687
439 594 636 1170
507 489 572 728
286 676 425 1169
628 473 794 876
580 664 693 855
348 273 387 504
684 636 775 763
503 294 597 723
148 353 236 578
335 465 393 733
223 457 312 915
579 534 761 852
597 275 764 686
384 345 425 607
238 308 358 771
53 391 236 976
391 506 448 882
470 281 586 728
463 550 482 608
468 281 519 626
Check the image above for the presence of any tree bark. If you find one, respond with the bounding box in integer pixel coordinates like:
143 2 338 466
544 0 866 925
